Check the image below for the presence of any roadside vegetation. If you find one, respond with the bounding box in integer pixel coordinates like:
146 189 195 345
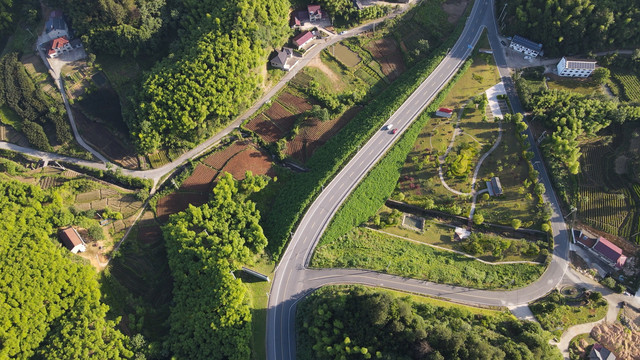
297 285 562 359
312 227 545 290
530 289 608 337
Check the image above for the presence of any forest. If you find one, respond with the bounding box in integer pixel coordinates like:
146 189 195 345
0 180 132 359
297 285 562 360
162 172 270 360
497 0 640 56
0 53 72 150
530 90 640 204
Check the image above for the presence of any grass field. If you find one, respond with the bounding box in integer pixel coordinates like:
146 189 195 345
547 77 603 96
0 104 21 130
147 150 171 168
312 227 545 290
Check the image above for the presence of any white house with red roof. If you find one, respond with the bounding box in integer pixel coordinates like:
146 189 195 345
592 236 627 269
435 107 453 118
308 4 322 21
292 31 314 49
48 36 72 58
59 226 87 254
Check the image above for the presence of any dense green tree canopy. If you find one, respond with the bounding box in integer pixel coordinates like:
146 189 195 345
0 180 131 359
297 286 562 360
163 172 269 359
498 0 640 56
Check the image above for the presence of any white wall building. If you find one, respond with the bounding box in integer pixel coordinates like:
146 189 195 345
556 57 597 77
509 35 543 58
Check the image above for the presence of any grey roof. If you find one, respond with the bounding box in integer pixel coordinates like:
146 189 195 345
45 16 67 33
512 35 542 51
589 344 616 360
564 58 597 70
271 49 288 66
491 177 503 195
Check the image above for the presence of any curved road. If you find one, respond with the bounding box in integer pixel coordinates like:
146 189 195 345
266 1 571 359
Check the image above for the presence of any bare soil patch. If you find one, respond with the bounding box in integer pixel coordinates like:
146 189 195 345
367 38 406 81
591 323 640 360
202 141 251 169
276 91 314 114
265 101 297 133
245 113 284 143
442 0 469 24
220 147 274 180
156 193 208 223
308 56 343 89
137 225 162 245
179 164 217 193
285 106 362 163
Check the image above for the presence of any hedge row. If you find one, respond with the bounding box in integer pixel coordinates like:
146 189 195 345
263 17 470 259
318 59 472 247
59 161 153 191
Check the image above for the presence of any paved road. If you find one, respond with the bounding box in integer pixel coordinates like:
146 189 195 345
266 1 573 359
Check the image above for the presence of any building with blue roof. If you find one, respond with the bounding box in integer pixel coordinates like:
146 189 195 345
509 35 543 58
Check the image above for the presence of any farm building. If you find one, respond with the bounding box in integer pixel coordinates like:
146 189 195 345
557 57 596 77
58 226 87 254
589 343 616 360
509 35 542 58
435 107 453 118
308 4 322 21
47 36 72 58
486 177 503 196
592 236 627 269
454 227 471 241
270 48 298 71
44 10 68 42
292 31 314 49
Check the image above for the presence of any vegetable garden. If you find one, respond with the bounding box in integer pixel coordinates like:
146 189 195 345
613 72 640 102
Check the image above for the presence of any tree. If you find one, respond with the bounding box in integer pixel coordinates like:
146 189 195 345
473 214 484 225
88 224 104 241
591 68 610 85
511 218 522 230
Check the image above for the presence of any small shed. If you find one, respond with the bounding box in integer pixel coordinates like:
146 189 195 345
454 227 471 241
435 107 453 118
59 226 87 254
588 343 616 360
486 177 503 196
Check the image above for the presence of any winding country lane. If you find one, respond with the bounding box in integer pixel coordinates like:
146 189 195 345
266 1 571 359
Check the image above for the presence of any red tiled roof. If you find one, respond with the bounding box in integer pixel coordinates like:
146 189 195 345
59 227 83 250
593 237 626 267
577 234 596 248
438 107 453 113
292 31 314 47
308 4 321 12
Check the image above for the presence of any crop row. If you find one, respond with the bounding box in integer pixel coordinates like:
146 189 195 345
263 21 469 260
578 186 630 236
613 73 640 102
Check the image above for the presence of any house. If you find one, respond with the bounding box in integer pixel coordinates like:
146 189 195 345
589 343 616 360
59 227 87 254
47 36 72 58
454 227 471 241
45 10 68 40
308 4 322 21
70 38 83 49
435 107 453 118
509 35 543 58
486 177 503 196
592 236 627 269
557 57 597 77
292 31 314 49
270 48 297 71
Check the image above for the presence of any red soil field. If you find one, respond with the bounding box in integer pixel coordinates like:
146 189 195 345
220 147 275 180
265 102 297 133
156 193 207 223
285 106 362 163
276 91 314 114
245 114 284 143
367 38 406 81
179 163 217 193
203 141 251 169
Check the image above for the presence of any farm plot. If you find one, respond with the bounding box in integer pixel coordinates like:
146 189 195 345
614 72 640 102
276 91 314 114
156 193 208 223
219 146 274 180
332 43 361 67
265 102 297 132
367 38 406 81
137 224 162 245
245 114 284 143
285 106 362 163
179 164 217 193
202 140 251 169
578 186 633 238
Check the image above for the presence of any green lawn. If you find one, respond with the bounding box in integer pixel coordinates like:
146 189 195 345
312 227 545 290
0 104 21 130
547 77 603 96
530 290 608 337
